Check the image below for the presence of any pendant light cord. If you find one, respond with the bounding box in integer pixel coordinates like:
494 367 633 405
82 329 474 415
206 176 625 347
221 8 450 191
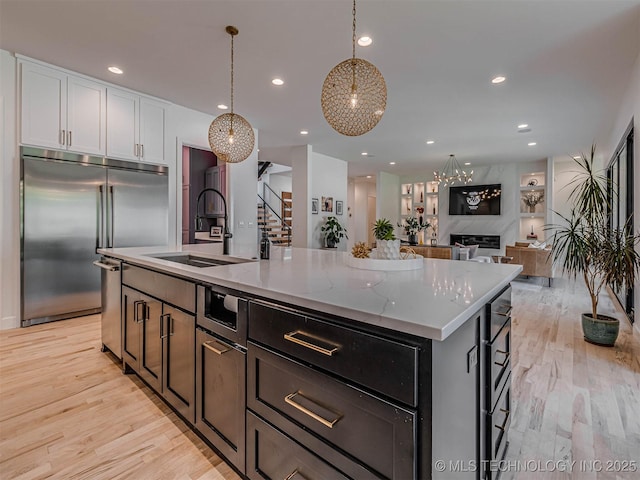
351 0 357 89
230 30 234 129
352 0 356 61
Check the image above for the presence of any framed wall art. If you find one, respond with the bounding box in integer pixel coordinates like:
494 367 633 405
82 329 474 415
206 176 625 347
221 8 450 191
321 196 333 212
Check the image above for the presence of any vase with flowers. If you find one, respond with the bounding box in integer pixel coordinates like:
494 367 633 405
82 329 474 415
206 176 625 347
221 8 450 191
398 216 430 246
522 191 544 213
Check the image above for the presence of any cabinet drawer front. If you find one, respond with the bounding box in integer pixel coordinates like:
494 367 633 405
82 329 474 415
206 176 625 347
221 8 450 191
488 318 511 412
248 344 416 480
246 412 349 480
122 264 195 313
487 285 511 343
487 374 511 464
249 301 418 406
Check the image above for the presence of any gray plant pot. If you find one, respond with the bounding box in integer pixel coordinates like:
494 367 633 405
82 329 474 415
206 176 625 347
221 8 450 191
408 234 418 245
581 313 619 347
326 238 337 248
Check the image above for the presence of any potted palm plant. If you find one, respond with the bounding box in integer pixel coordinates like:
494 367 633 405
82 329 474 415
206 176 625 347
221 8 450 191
373 218 400 259
546 145 640 346
321 216 347 248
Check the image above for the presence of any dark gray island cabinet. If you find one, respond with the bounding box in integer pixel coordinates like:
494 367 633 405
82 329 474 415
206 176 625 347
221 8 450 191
101 247 517 480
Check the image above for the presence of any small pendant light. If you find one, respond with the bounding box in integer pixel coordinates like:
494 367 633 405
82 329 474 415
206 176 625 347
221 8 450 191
209 26 255 163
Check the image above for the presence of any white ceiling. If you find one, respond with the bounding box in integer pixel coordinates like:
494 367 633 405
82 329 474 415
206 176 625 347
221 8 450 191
1 0 639 177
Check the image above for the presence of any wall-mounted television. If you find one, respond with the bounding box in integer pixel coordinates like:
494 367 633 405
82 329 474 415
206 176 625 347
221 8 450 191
449 184 501 215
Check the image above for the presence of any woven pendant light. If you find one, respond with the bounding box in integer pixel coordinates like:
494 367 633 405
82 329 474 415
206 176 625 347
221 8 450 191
209 26 255 163
321 0 387 137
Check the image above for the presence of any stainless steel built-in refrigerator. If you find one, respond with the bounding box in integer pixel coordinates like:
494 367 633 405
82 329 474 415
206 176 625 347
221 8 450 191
20 147 169 327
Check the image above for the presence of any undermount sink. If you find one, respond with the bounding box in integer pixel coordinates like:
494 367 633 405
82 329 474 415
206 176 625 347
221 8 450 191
149 254 249 268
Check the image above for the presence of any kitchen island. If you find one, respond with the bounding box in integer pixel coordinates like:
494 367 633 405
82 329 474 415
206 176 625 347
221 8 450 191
98 244 521 480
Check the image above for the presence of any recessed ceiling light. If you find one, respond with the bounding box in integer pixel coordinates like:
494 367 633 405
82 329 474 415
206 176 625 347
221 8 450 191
108 66 123 74
528 142 537 146
366 175 372 179
426 140 435 145
361 152 368 156
464 162 471 166
389 162 396 165
217 104 228 110
491 76 506 84
517 124 528 129
272 78 284 86
357 36 372 47
573 155 581 159
300 130 308 135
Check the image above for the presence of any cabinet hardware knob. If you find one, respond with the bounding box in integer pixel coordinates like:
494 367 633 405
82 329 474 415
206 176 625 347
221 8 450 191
68 130 72 147
284 391 342 429
140 144 144 158
61 129 66 145
495 306 512 317
284 331 339 356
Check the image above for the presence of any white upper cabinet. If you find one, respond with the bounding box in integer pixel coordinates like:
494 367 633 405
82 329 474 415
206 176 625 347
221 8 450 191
107 88 167 164
67 76 107 155
106 88 139 161
20 61 106 155
139 97 167 164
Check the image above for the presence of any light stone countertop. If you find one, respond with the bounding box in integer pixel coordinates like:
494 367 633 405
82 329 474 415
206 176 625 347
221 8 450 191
98 244 522 341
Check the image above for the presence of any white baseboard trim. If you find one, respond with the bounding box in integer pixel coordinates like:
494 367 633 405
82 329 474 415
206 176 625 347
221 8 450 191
1 315 19 330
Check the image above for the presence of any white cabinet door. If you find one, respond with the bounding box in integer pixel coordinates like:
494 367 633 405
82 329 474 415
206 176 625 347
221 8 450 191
21 62 67 149
139 97 166 164
106 88 138 161
67 76 106 155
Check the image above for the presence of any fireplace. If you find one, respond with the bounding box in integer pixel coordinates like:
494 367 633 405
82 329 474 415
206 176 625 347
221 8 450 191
450 234 500 250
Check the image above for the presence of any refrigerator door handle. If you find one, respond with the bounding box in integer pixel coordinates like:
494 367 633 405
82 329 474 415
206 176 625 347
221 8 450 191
108 185 114 248
97 185 104 250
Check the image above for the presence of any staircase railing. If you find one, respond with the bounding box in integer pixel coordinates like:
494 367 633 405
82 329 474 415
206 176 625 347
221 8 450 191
257 191 292 246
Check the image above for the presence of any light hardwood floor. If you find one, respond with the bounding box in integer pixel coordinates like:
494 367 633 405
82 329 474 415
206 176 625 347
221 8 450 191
0 277 638 479
504 277 640 480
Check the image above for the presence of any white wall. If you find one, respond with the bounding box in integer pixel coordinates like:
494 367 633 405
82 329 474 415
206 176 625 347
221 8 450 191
309 152 348 250
352 178 376 245
268 172 292 199
0 50 18 330
377 172 400 236
290 145 311 248
604 49 640 328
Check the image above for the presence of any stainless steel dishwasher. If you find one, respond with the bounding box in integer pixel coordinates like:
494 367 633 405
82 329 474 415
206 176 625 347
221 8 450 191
195 284 248 474
93 257 122 359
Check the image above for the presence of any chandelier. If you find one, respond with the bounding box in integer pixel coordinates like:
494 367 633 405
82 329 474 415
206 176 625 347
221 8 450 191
434 154 473 186
321 0 387 136
208 26 255 164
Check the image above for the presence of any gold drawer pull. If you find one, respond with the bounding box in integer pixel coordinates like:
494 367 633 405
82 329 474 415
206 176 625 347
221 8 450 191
284 469 308 480
203 340 230 355
284 392 342 429
284 331 339 356
495 306 513 317
495 408 510 431
494 349 510 367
